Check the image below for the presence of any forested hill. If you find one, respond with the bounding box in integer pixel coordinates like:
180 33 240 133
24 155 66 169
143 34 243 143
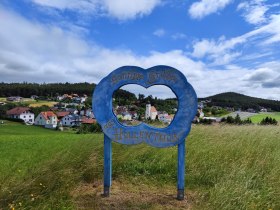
0 82 136 100
201 92 280 111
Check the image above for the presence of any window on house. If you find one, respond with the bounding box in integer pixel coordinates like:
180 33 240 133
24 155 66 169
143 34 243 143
24 116 26 118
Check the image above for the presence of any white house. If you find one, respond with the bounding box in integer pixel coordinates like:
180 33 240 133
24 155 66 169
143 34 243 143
145 104 158 120
158 113 173 124
130 111 138 119
66 108 79 114
57 95 64 101
197 109 204 118
6 107 34 124
6 96 22 102
30 95 39 100
260 108 267 112
80 109 94 118
34 111 57 129
80 96 87 103
61 114 82 127
122 112 132 121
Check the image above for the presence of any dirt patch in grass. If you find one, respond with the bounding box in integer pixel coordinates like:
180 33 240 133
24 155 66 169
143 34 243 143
71 180 195 210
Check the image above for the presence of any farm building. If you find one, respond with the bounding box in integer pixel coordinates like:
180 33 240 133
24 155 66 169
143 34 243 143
6 107 34 124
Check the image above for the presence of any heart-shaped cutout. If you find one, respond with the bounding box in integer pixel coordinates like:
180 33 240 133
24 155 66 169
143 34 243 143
93 65 197 148
112 84 178 128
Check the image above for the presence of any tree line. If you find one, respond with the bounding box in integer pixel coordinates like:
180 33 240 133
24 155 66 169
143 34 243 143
0 82 96 97
0 82 136 100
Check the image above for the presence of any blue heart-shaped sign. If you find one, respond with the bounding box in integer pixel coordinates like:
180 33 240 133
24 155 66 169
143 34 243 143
93 65 197 148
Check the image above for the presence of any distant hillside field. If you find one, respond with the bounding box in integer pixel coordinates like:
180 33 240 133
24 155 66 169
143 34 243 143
249 112 280 124
202 92 280 111
0 122 279 209
28 101 57 107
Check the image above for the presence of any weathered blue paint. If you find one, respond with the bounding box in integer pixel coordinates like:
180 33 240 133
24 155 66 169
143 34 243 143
177 140 186 200
92 65 197 200
93 65 197 148
103 134 112 197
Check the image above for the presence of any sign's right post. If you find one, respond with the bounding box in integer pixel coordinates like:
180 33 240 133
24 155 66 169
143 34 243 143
177 139 186 200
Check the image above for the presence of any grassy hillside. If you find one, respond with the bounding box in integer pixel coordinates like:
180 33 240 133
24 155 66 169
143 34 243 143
0 122 280 209
202 92 280 111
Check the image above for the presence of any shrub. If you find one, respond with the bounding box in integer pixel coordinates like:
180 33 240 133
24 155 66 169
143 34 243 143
76 123 102 134
200 118 214 125
260 117 278 125
221 115 252 125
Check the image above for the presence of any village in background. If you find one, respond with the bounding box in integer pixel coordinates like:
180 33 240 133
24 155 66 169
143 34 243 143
0 82 279 131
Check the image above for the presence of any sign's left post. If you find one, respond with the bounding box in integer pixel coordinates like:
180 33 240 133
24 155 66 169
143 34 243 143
104 134 112 197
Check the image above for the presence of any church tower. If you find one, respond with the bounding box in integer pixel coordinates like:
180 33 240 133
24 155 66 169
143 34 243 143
145 104 151 119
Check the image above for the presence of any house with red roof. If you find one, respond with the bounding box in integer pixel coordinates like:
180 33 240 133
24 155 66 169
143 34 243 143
34 111 58 129
81 116 96 124
6 107 34 124
158 113 174 124
55 111 70 120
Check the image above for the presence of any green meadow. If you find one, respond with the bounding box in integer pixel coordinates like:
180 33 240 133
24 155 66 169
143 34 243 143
249 112 280 124
0 121 279 209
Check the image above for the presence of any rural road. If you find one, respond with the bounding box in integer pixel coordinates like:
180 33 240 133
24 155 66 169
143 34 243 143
222 111 258 120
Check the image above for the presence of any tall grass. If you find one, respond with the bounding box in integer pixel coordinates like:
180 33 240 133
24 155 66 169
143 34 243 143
0 122 279 209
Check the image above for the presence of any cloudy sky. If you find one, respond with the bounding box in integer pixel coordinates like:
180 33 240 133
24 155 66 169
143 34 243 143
0 0 280 99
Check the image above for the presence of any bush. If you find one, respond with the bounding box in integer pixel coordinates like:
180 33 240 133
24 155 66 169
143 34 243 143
260 117 278 125
242 118 252 125
199 118 214 125
221 115 252 125
76 123 102 134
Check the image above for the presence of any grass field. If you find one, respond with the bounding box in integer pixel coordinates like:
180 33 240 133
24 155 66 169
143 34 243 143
28 101 57 107
249 112 280 124
0 122 280 209
0 98 57 107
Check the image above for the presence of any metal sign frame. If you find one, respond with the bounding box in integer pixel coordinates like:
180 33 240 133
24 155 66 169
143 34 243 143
93 65 197 200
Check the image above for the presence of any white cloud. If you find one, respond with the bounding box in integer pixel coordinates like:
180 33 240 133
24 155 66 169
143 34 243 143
191 13 280 65
188 0 232 19
102 0 161 20
243 67 275 82
31 0 161 20
32 0 98 12
0 7 202 84
153 29 165 37
243 63 280 90
191 36 244 65
0 7 279 100
237 0 269 25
